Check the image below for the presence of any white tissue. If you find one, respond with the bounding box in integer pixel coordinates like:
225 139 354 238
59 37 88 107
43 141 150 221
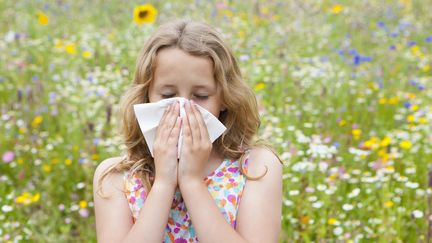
133 97 227 158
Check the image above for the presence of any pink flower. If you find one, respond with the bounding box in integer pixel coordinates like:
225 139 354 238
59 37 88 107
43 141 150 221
79 208 89 217
2 151 14 163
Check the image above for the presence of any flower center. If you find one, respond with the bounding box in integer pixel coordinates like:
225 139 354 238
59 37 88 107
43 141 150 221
139 10 149 18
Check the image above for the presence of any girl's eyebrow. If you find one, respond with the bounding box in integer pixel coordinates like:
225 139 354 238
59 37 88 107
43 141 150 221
159 84 214 90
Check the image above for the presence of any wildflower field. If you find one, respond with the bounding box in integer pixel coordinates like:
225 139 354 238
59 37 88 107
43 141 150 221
1 0 432 242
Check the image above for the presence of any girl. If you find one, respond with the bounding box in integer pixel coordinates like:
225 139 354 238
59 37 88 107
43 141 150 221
93 19 283 243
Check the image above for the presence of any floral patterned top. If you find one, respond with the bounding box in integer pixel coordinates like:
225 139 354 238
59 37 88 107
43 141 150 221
123 150 251 242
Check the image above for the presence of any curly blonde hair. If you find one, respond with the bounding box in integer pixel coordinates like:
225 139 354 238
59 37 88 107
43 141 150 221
96 19 283 198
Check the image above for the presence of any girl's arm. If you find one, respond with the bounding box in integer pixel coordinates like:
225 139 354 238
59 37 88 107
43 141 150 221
93 157 176 243
179 146 283 243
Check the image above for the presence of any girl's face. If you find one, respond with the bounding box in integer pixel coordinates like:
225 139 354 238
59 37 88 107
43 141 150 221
148 47 226 118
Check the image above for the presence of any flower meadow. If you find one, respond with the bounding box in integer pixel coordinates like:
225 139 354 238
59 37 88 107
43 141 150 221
1 0 431 242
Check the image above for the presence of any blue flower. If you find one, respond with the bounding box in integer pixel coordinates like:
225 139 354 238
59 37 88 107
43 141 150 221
354 55 361 65
349 49 357 55
425 35 432 43
407 40 417 47
404 102 411 109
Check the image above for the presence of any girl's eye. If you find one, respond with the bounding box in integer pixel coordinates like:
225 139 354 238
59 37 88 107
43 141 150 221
194 95 208 100
161 94 175 99
161 94 208 100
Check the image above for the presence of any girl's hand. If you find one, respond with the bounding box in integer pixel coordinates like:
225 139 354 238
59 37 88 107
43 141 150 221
178 100 212 187
153 101 182 188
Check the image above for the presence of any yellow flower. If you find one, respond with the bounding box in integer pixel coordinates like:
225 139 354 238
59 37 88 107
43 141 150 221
330 4 343 14
407 93 416 99
410 105 419 111
65 43 77 55
92 154 100 161
380 136 391 147
385 165 395 172
407 115 415 123
410 45 420 56
37 11 49 25
338 119 346 126
399 140 412 150
42 164 51 173
133 4 158 25
379 97 387 105
254 83 265 91
79 200 88 208
32 193 40 202
388 96 399 105
378 149 389 162
422 64 431 72
54 39 64 49
51 158 60 164
419 117 428 124
384 201 394 208
352 129 361 140
364 136 379 150
82 51 92 59
64 159 72 166
15 192 39 205
31 116 43 127
328 218 338 225
328 173 338 182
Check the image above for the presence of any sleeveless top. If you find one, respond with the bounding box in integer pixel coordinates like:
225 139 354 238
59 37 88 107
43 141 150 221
123 150 251 242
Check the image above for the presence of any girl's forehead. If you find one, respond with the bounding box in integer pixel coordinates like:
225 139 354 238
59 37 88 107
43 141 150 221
152 48 216 90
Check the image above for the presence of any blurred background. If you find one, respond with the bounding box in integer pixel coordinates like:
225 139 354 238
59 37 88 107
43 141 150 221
1 0 431 242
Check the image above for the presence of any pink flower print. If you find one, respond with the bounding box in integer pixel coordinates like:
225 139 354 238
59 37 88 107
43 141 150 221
129 196 136 204
228 167 239 173
227 194 236 206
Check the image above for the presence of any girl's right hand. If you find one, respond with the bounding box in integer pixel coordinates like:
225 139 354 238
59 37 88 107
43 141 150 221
152 101 182 189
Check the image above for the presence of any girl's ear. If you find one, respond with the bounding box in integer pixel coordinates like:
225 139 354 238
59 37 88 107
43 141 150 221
221 105 227 112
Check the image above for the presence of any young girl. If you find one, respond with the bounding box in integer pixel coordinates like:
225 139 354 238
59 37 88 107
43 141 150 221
93 19 284 243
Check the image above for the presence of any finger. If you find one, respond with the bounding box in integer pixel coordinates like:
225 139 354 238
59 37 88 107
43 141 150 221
168 116 182 145
182 105 193 144
167 102 180 137
162 102 179 139
192 101 210 143
186 100 201 142
155 103 173 139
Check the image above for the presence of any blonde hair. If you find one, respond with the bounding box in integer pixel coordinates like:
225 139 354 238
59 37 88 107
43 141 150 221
96 19 283 198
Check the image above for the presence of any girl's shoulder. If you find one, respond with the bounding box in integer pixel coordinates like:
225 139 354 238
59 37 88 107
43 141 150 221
93 156 128 197
245 145 284 179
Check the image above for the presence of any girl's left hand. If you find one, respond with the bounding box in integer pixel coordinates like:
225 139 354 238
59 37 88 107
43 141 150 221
178 99 212 186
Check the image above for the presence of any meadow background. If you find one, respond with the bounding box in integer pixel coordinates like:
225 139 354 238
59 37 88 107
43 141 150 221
1 0 432 242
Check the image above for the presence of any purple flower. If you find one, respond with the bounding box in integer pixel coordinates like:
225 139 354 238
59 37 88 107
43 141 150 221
425 35 432 43
2 151 15 163
353 55 361 65
407 40 417 47
404 102 411 109
79 208 89 218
